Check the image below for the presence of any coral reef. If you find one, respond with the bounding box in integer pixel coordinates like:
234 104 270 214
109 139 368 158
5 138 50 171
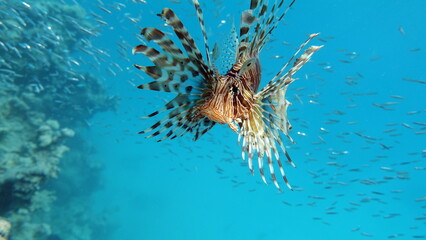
0 0 115 126
0 218 11 240
0 0 117 239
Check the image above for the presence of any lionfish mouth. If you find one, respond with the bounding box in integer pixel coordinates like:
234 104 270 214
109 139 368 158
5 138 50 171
197 105 240 133
132 0 322 191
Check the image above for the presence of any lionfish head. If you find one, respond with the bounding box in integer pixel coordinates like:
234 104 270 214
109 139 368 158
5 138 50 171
196 57 261 133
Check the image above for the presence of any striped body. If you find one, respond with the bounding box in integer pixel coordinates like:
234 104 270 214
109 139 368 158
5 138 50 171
197 59 260 132
133 0 322 191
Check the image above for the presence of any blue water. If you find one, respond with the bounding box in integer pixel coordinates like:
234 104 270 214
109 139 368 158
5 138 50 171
78 0 425 239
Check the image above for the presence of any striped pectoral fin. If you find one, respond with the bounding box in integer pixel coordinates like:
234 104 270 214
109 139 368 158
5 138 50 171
253 0 297 51
260 130 293 191
240 134 254 174
143 103 214 142
137 28 209 84
266 154 282 191
137 78 180 93
239 9 257 41
263 126 294 191
259 105 297 169
192 0 212 67
141 27 186 58
275 155 293 191
139 108 181 135
159 8 211 77
192 117 215 141
134 45 210 95
241 105 296 191
145 108 191 139
134 65 163 80
260 134 283 191
267 112 296 187
140 94 192 120
241 128 271 186
138 96 197 138
266 128 294 190
240 0 298 56
289 44 323 74
136 72 204 96
247 0 271 51
249 0 260 10
164 119 190 140
133 45 172 67
156 110 200 142
237 9 257 59
133 44 187 83
259 34 323 98
255 138 269 186
238 0 275 55
165 114 199 140
250 135 268 185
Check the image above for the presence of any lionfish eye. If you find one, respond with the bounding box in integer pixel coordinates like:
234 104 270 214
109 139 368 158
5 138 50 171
238 58 256 76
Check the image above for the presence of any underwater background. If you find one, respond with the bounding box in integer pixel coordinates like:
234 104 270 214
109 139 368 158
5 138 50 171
0 0 425 239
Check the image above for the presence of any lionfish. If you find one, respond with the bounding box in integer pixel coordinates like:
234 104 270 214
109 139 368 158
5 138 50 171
132 0 322 191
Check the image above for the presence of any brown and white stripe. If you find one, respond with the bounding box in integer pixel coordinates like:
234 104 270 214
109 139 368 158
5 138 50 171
133 0 321 191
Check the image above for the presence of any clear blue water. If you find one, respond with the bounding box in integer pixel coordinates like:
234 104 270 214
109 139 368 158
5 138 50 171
80 0 425 239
